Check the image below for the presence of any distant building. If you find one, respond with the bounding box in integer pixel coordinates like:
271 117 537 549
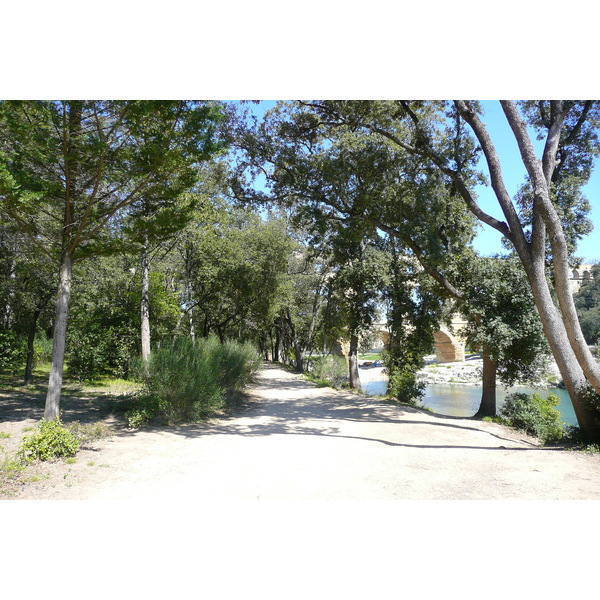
570 264 596 294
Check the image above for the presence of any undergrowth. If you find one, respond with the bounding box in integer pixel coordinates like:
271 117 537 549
115 336 262 427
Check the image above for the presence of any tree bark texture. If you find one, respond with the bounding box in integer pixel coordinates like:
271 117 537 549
44 254 72 420
455 100 600 440
476 350 497 417
348 332 361 390
140 241 151 371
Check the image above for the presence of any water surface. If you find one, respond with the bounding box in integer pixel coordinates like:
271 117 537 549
362 379 577 426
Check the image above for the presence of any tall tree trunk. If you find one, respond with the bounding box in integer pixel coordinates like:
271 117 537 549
3 253 16 329
293 339 303 372
187 281 195 342
44 254 72 421
273 327 281 363
455 100 600 441
140 240 151 373
188 308 196 342
520 256 600 438
475 349 497 417
348 332 361 390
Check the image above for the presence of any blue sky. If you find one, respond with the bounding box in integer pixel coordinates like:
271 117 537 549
474 101 599 262
248 100 598 263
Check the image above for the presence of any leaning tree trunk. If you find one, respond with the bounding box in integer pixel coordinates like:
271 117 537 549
455 100 600 441
44 254 73 421
348 332 361 390
140 240 151 374
521 256 600 439
475 349 497 418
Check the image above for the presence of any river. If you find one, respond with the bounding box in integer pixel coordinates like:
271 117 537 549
361 378 577 426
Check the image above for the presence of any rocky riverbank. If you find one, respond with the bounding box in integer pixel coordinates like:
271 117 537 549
360 353 562 389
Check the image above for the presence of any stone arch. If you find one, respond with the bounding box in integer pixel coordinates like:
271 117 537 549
433 327 465 363
572 269 580 280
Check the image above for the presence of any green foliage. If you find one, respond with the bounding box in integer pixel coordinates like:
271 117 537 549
574 264 600 345
143 335 261 424
383 250 443 405
125 394 164 428
67 330 110 381
305 355 348 389
33 334 53 366
457 255 551 387
499 392 566 444
0 330 26 371
386 368 426 405
19 419 80 463
1 454 26 482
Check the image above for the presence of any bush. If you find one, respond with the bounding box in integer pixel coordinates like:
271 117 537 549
19 419 80 463
0 330 26 371
305 355 348 388
67 330 109 381
387 368 425 405
67 327 138 381
499 392 566 444
33 334 53 366
217 339 263 392
125 394 164 428
144 336 261 424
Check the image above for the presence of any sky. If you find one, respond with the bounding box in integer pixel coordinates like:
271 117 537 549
248 100 599 263
473 101 599 262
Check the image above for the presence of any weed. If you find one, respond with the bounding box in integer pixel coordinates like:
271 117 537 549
1 455 26 480
66 421 110 445
19 419 80 463
0 432 9 439
65 457 76 464
87 461 95 467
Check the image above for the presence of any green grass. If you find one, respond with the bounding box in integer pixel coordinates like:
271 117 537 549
358 353 382 361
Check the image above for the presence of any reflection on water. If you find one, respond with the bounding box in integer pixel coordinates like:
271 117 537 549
362 379 577 426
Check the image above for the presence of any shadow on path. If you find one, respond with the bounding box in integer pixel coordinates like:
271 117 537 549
110 363 545 452
1 363 547 452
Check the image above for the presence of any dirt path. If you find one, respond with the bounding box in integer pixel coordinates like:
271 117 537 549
4 363 600 500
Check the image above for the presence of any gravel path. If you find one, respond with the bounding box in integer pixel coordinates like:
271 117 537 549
7 363 600 500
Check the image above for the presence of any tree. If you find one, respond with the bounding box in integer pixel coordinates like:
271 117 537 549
229 102 466 386
0 100 224 419
455 255 551 417
296 100 600 441
574 264 600 345
0 224 56 382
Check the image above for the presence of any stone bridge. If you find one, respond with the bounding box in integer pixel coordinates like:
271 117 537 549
371 316 467 363
370 263 595 363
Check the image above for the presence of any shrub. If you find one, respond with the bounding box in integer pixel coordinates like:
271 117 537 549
0 330 26 371
19 419 80 463
67 330 109 381
66 421 111 445
386 368 425 405
32 334 53 367
306 355 348 388
217 339 263 392
124 394 164 428
499 392 566 444
144 336 261 424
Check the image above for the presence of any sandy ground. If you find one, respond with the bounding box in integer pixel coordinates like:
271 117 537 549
3 363 600 500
